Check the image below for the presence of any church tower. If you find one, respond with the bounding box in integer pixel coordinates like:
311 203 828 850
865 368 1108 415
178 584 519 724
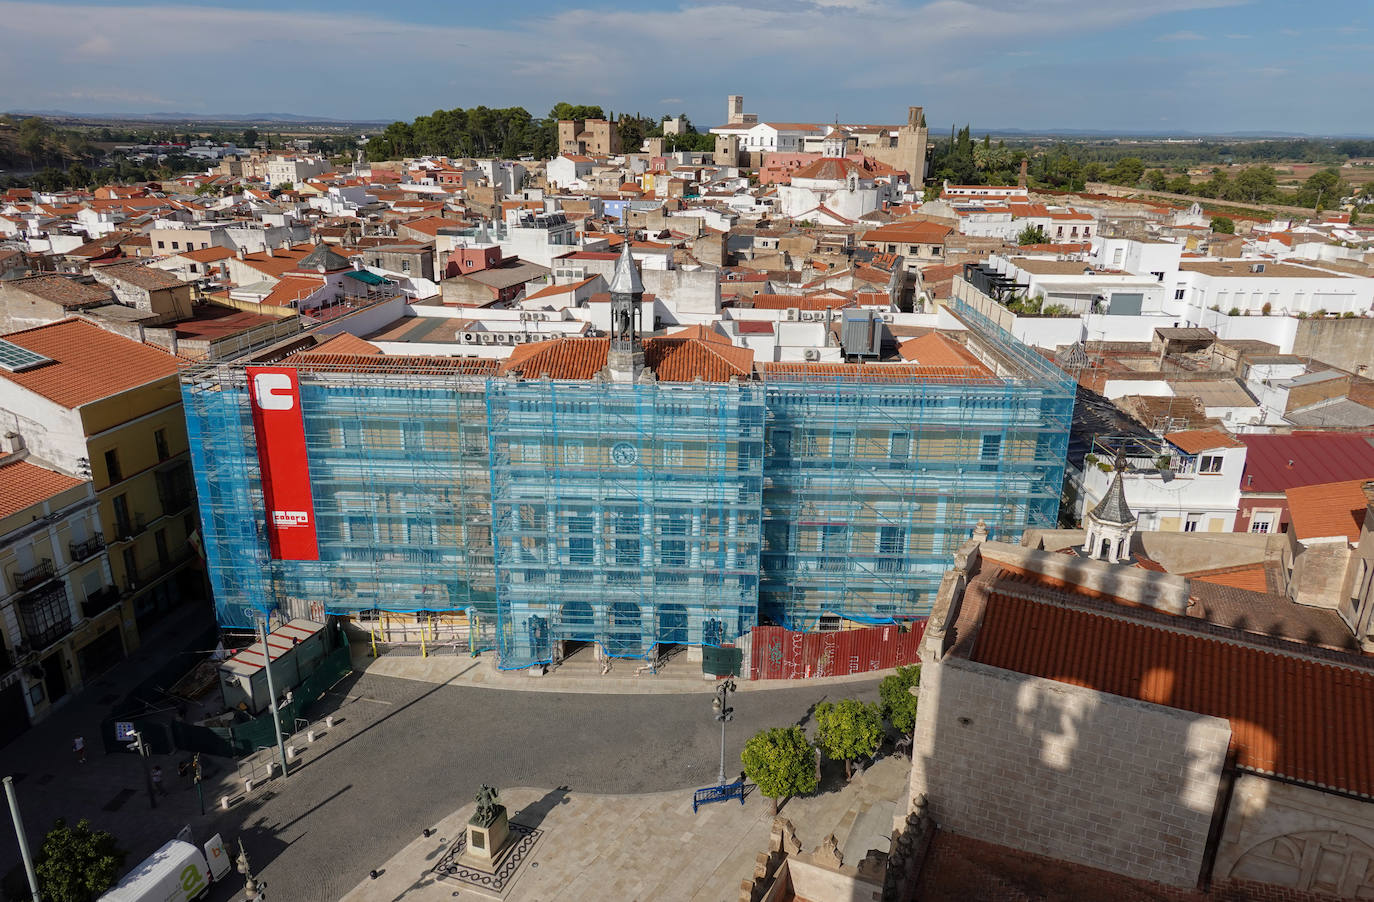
1082 455 1137 564
606 239 645 382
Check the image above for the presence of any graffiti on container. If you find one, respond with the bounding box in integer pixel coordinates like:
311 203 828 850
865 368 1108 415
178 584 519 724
748 622 926 681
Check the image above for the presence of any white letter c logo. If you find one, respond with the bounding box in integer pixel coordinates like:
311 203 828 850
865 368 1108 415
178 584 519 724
253 373 295 411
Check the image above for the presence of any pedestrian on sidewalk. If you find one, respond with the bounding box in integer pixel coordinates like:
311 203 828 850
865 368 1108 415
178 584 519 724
151 765 166 796
73 735 86 764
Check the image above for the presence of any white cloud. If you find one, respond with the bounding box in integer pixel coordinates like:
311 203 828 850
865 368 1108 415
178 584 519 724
1157 30 1206 41
0 0 1295 126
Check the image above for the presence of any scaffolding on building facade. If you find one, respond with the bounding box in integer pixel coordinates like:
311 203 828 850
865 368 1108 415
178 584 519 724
180 298 1074 670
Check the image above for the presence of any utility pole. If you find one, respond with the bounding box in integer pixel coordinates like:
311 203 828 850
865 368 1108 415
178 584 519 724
4 776 40 901
258 616 290 780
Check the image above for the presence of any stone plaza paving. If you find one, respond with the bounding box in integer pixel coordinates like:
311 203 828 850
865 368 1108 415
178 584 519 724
340 756 910 902
0 612 894 902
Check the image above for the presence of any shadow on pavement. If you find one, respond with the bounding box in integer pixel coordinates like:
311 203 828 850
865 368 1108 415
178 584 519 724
511 785 570 830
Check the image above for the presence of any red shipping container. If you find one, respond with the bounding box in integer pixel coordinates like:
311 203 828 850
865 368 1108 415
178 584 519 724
749 621 925 680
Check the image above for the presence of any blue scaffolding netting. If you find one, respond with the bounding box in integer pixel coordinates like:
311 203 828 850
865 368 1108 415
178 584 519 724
180 298 1074 669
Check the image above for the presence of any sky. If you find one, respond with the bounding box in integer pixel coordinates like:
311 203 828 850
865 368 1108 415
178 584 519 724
1 0 1370 135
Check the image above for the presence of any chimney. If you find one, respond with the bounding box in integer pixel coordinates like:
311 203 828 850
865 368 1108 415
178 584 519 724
236 246 245 260
1019 159 1028 189
265 245 274 258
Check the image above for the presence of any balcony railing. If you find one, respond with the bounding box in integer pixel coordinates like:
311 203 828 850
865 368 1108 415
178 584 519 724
82 586 120 619
69 535 106 562
14 559 55 592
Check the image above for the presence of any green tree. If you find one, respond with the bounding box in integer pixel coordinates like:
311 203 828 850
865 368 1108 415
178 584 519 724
31 167 68 192
1017 224 1050 245
1198 168 1229 199
741 726 819 814
1106 157 1145 187
242 128 260 147
1166 174 1194 195
1144 169 1168 191
1226 165 1277 203
66 163 92 189
18 116 50 168
35 818 126 902
1211 216 1236 234
879 664 921 734
1294 168 1342 210
814 699 883 780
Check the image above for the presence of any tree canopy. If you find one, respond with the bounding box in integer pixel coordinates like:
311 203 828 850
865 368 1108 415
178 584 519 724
741 725 819 814
35 818 126 902
1017 224 1050 246
879 664 922 734
814 699 884 779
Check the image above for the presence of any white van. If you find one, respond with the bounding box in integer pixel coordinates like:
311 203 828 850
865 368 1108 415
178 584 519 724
97 839 214 902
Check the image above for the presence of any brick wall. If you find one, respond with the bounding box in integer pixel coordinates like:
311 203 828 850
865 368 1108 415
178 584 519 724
907 654 1232 887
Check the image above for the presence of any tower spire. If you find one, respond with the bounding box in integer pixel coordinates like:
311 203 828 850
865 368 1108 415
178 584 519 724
1082 453 1138 564
606 234 645 382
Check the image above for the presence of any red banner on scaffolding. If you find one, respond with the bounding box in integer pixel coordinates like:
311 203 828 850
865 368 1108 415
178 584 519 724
246 366 319 561
749 622 925 680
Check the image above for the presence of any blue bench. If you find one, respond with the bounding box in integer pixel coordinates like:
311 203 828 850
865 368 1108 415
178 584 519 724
692 780 745 813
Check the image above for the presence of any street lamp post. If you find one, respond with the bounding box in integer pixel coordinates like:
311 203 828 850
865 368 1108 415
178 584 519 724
257 615 290 781
711 679 737 787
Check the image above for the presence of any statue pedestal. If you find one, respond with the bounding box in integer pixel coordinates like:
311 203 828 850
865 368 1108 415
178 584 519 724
460 805 511 871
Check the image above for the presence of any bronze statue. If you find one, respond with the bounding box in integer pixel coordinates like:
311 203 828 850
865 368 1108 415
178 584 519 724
474 784 501 822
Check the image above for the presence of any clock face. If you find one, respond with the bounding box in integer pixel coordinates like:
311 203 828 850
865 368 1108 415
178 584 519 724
611 442 639 467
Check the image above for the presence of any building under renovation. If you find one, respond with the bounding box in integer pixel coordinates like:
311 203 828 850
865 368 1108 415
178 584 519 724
181 245 1074 671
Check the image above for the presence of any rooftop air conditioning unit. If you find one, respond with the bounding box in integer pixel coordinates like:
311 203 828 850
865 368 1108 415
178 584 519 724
785 307 799 321
803 348 821 361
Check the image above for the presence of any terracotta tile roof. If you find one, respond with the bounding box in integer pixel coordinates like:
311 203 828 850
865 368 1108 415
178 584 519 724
972 591 1374 797
860 221 953 244
1185 563 1270 593
662 324 730 345
178 246 236 264
745 294 853 311
499 337 607 380
790 158 866 182
1286 478 1370 542
0 318 183 408
296 332 382 356
261 275 326 308
759 362 997 383
735 321 774 334
647 335 752 382
399 216 467 236
288 354 498 376
498 335 753 383
93 261 188 291
896 333 985 370
5 275 110 308
0 459 84 520
1164 428 1244 454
